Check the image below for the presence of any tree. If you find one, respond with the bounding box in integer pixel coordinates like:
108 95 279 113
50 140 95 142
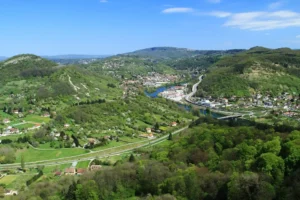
0 147 16 164
154 122 160 130
129 154 135 162
256 153 285 186
168 133 173 141
21 155 25 169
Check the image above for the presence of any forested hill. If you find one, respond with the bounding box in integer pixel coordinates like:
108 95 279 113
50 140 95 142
0 54 57 81
199 47 300 97
124 47 245 60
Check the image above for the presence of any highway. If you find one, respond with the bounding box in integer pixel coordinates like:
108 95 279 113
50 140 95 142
185 75 203 103
0 127 188 169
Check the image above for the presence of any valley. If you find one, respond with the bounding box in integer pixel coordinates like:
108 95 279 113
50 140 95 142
0 47 300 200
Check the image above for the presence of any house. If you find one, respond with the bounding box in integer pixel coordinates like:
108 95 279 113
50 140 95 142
42 113 50 117
4 190 18 196
3 119 10 124
76 168 86 175
54 171 62 176
65 168 76 175
90 165 102 171
140 133 155 139
146 128 152 133
171 122 177 127
64 124 70 128
28 110 34 114
10 128 20 134
13 110 19 114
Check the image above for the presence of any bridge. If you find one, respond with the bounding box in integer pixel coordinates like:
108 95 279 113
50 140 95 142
217 115 243 120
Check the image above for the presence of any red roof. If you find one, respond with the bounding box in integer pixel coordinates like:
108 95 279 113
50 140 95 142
77 168 86 174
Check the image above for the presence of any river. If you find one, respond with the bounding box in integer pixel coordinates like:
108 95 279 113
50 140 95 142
145 86 224 119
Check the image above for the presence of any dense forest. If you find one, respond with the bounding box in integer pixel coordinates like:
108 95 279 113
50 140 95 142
14 116 300 200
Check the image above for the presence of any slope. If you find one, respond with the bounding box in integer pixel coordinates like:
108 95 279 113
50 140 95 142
86 55 177 79
125 47 245 60
199 47 300 97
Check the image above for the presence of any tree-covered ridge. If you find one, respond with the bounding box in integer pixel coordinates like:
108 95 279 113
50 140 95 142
199 47 300 97
0 54 57 81
86 55 177 79
15 117 300 200
125 47 245 60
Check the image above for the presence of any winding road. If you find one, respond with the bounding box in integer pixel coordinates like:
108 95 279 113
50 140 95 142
185 75 203 103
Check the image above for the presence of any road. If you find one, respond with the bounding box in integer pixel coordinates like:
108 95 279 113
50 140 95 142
184 75 252 118
185 75 203 103
0 127 188 169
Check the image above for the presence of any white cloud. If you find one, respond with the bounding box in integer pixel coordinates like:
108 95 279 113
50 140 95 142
100 0 108 3
162 7 194 14
268 1 283 10
296 35 300 38
209 11 232 18
207 0 221 4
208 10 300 31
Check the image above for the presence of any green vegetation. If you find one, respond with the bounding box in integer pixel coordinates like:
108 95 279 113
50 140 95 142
86 55 177 79
15 147 87 162
199 47 300 97
126 47 244 60
13 116 300 200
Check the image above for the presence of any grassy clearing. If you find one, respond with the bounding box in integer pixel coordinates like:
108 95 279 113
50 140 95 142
14 123 36 129
0 174 35 189
43 163 72 174
92 140 128 151
76 160 90 169
23 115 51 123
16 147 87 162
0 175 17 185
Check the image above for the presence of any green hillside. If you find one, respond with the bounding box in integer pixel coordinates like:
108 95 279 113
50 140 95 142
199 47 300 97
0 55 122 112
86 55 177 79
0 54 57 82
125 47 244 60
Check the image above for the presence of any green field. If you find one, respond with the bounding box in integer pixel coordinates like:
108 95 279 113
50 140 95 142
76 160 90 169
23 115 51 123
0 174 35 189
43 163 72 174
0 175 18 185
16 147 88 162
14 123 36 129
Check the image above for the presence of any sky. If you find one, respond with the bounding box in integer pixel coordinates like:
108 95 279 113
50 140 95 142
0 0 300 56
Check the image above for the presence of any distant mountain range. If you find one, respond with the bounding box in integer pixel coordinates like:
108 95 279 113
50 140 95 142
42 54 111 60
124 47 245 60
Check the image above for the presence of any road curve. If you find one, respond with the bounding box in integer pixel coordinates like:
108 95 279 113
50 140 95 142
185 75 203 103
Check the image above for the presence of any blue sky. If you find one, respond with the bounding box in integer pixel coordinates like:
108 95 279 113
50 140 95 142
0 0 300 56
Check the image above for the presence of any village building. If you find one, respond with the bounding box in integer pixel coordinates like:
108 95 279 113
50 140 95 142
90 165 102 171
171 122 177 127
64 168 76 175
146 128 152 133
76 168 86 175
3 119 10 124
4 190 18 196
